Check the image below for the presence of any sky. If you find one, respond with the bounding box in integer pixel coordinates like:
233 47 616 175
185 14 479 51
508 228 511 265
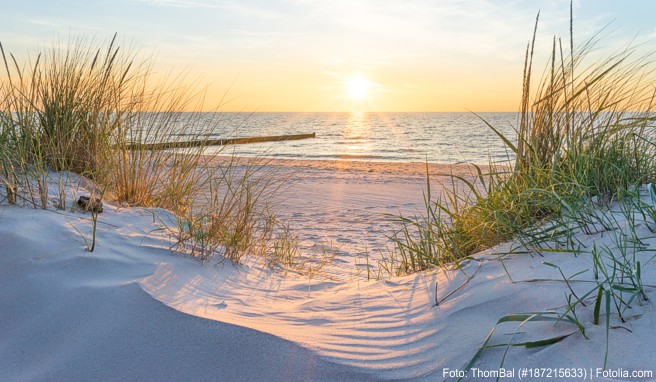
1 0 656 112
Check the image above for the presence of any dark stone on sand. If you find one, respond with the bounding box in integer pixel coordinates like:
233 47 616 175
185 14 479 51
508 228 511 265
77 195 104 213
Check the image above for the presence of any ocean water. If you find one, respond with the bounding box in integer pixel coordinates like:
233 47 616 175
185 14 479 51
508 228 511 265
192 112 519 164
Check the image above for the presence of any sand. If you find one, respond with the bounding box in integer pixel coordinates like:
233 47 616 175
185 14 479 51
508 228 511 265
205 156 492 280
1 159 655 381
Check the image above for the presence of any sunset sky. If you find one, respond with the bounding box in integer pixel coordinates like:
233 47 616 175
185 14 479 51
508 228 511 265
2 0 655 112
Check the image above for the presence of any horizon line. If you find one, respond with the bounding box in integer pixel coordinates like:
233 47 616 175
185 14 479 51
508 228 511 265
193 110 520 113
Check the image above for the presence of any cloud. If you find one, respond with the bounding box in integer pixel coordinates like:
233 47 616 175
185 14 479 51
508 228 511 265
134 0 216 8
27 19 65 28
132 0 284 19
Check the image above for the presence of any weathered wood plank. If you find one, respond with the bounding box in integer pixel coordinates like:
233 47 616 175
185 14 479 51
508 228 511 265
123 132 316 150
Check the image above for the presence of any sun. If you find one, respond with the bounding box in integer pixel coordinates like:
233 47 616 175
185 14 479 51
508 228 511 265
345 75 372 100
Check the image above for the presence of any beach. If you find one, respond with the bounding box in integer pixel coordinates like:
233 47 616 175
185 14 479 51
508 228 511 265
209 157 490 280
2 159 655 381
3 1 656 380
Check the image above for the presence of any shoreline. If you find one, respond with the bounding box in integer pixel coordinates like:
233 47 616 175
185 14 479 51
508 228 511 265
209 154 497 178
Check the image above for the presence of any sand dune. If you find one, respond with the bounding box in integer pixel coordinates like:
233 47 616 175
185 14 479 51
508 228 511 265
1 160 655 381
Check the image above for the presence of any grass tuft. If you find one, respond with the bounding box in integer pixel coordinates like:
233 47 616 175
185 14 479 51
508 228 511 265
389 3 656 274
0 35 300 266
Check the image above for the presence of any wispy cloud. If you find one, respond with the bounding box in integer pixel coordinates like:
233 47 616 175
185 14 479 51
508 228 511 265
134 0 216 8
27 19 64 28
133 0 285 19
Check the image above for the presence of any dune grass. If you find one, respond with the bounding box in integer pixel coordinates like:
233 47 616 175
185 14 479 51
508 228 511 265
168 156 288 264
379 4 656 377
458 191 656 378
389 9 656 274
0 35 297 265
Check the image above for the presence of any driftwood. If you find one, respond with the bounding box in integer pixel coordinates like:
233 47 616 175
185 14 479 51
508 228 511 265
123 133 316 150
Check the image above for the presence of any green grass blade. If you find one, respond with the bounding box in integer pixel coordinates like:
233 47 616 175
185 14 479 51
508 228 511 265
593 286 604 325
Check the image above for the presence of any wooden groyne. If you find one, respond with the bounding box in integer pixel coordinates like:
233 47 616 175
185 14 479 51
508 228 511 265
123 132 316 150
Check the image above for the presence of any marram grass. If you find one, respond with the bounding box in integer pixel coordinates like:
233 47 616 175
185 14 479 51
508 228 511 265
389 9 656 274
433 5 656 378
0 35 300 266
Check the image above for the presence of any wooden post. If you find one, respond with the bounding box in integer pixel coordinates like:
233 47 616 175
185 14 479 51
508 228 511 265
122 132 316 150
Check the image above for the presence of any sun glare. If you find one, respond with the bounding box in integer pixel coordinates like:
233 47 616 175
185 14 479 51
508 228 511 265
346 76 372 100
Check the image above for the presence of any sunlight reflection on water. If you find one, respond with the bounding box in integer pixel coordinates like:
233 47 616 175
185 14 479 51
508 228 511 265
195 112 517 164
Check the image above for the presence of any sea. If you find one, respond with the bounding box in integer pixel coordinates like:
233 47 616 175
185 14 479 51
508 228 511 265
188 112 519 164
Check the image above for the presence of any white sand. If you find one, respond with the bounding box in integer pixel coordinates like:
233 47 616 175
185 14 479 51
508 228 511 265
209 157 489 280
1 161 655 381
